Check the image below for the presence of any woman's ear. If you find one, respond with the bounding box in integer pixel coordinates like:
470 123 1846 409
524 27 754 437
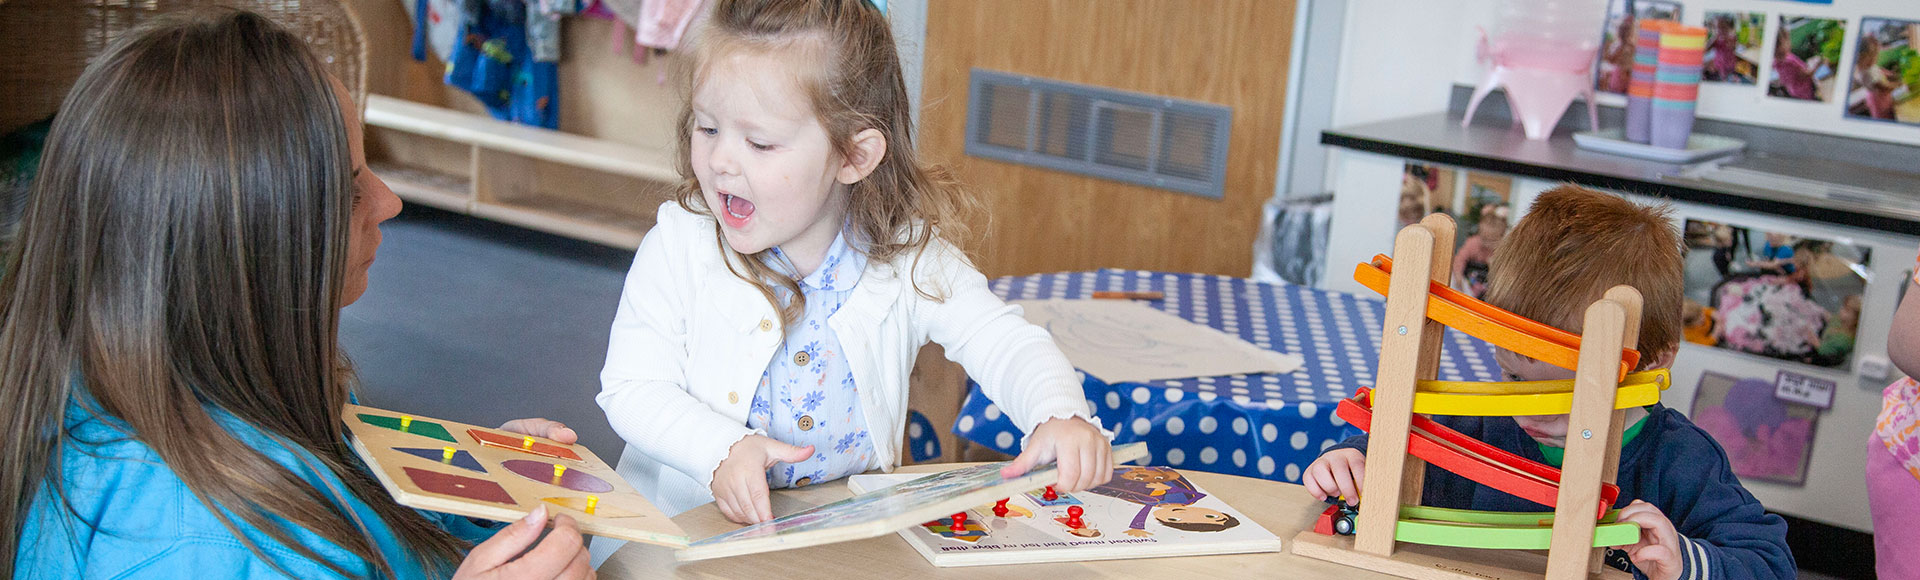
837 128 887 185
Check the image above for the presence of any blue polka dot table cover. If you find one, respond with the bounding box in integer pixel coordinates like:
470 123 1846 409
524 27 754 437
950 269 1503 484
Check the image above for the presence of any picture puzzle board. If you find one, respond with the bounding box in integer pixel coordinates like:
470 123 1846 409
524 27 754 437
675 442 1149 561
849 466 1282 567
343 404 688 548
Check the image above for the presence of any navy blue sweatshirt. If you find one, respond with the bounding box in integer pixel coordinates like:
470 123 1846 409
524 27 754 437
1325 403 1794 580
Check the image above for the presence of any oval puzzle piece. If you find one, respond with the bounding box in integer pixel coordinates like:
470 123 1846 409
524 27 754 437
503 459 614 493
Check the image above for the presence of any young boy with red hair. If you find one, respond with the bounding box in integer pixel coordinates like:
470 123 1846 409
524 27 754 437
1305 185 1793 580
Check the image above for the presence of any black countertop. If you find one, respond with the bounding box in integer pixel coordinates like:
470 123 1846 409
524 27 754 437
1321 111 1920 236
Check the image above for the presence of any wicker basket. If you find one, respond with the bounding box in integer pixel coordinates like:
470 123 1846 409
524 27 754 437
0 0 369 133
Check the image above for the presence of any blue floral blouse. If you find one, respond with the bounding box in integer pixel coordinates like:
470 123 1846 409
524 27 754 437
748 231 876 488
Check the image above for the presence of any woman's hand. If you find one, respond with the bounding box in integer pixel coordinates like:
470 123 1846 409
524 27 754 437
710 435 814 525
453 505 593 580
498 418 578 445
1000 417 1112 491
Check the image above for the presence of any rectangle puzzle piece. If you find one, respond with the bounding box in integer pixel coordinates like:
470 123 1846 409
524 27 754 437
344 404 687 548
468 428 584 462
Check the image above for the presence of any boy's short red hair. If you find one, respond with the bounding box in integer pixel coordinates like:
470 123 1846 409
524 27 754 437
1481 185 1683 368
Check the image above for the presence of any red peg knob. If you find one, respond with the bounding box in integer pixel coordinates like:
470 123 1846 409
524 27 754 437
1066 505 1084 528
950 512 968 529
993 498 1010 517
1043 486 1058 501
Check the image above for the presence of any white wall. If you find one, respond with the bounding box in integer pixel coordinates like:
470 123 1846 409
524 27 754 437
1323 0 1920 533
1329 0 1920 145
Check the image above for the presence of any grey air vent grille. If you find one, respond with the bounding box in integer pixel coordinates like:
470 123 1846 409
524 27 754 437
964 69 1232 199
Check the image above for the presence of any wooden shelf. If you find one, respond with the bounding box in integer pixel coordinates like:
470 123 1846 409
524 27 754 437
472 197 652 250
362 96 675 250
365 95 677 182
373 162 471 213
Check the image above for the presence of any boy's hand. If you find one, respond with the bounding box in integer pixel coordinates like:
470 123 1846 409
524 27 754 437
1304 448 1365 503
498 418 578 445
1001 417 1113 492
710 435 814 525
1617 500 1683 580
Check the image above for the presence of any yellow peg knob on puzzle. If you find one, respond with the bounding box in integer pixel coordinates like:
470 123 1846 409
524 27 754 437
400 415 413 431
523 435 535 450
586 495 599 515
441 446 456 463
553 464 567 478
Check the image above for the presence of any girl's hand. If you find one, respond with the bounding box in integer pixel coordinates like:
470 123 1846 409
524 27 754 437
453 505 594 580
498 418 578 445
1001 417 1112 492
711 435 814 525
1617 500 1683 580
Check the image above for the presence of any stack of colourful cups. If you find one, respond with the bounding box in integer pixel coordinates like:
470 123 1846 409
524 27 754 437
1625 20 1667 144
1652 24 1708 149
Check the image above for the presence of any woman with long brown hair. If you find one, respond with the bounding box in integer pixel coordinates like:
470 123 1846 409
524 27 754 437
2 11 590 579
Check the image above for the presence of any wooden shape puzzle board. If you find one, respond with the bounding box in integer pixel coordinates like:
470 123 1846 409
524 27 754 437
344 404 688 548
675 442 1149 562
848 466 1282 567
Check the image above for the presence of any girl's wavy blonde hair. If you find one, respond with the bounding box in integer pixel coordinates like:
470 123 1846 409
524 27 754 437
672 0 980 325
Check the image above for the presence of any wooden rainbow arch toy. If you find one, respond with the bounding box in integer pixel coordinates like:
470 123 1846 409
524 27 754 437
1290 214 1653 580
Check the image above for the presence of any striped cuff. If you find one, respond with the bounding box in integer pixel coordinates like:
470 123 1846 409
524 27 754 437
1677 536 1712 580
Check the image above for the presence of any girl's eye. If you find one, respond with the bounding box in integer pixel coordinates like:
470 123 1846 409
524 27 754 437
748 141 774 152
696 126 717 136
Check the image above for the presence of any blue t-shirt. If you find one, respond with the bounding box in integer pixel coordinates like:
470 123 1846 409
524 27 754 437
748 231 877 489
16 395 501 579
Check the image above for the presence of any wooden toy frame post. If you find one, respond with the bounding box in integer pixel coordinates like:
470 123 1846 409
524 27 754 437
1318 216 1640 580
1352 214 1455 555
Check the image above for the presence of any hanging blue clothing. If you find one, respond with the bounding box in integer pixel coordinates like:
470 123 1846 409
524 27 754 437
421 0 560 128
747 231 877 488
17 392 503 579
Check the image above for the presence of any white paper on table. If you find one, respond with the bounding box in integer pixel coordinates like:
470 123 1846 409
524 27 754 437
1012 299 1304 384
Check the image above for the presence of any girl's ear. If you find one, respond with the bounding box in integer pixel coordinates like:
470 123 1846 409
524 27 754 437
837 128 887 185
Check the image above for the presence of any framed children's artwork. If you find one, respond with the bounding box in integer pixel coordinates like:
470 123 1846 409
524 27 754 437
1703 12 1766 85
1398 163 1511 299
1691 372 1818 486
1769 15 1846 102
1682 219 1870 369
1846 18 1920 126
1596 0 1684 95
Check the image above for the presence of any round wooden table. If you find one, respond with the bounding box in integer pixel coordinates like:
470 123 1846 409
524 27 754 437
597 464 1398 579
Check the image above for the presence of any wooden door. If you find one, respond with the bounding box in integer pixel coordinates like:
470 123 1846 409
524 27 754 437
921 0 1295 277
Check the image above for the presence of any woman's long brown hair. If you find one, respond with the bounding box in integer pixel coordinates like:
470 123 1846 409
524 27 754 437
672 0 982 325
0 11 464 578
